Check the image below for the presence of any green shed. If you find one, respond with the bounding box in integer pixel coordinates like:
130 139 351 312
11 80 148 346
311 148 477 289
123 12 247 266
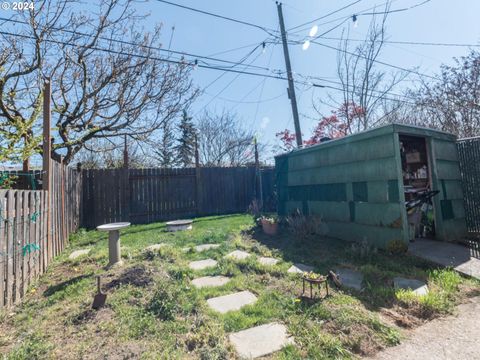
275 123 467 249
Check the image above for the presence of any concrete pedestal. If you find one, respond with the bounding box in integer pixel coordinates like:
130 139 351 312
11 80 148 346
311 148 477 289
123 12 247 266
97 222 131 267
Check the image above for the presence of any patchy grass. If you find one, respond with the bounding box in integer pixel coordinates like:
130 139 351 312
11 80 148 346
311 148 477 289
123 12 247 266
0 214 478 359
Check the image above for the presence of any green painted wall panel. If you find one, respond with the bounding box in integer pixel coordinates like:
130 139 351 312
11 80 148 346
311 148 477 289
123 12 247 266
436 160 461 180
284 201 303 215
307 201 350 222
288 157 397 186
439 218 468 241
354 203 403 227
441 180 464 200
451 199 466 219
288 183 347 202
288 134 396 170
433 139 458 161
367 181 389 203
353 182 368 202
325 221 405 248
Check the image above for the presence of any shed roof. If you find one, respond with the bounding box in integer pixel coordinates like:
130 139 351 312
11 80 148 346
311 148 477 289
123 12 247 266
275 123 456 159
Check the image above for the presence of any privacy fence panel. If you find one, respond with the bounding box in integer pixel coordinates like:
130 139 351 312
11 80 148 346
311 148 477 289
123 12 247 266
0 161 82 307
82 167 275 228
457 137 480 233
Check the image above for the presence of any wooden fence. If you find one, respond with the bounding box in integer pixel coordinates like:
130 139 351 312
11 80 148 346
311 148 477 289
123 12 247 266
0 161 81 307
81 166 275 228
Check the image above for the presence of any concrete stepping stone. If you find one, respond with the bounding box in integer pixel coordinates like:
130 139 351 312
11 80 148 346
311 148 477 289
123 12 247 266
335 268 364 291
145 243 166 251
225 250 251 261
195 244 221 252
287 263 314 273
188 259 218 270
207 290 257 314
394 277 429 296
69 249 90 260
229 322 294 359
192 276 231 289
258 257 279 266
182 247 192 253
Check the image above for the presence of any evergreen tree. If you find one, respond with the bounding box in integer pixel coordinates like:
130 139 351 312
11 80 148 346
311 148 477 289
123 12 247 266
155 120 176 167
175 110 197 167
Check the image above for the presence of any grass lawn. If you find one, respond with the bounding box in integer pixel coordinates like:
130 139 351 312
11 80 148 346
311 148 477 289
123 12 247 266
1 214 479 359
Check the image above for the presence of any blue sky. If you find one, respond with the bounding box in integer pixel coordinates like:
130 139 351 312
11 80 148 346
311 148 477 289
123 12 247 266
132 0 479 158
4 0 479 168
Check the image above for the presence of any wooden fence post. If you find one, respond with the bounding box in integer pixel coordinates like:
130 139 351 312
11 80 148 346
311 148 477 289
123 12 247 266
42 79 52 263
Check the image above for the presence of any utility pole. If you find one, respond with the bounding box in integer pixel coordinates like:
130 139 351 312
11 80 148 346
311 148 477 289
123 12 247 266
276 1 303 147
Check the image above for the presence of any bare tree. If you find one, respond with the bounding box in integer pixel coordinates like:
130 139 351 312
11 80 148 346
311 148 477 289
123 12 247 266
0 0 198 164
314 3 407 133
197 110 257 167
75 137 153 169
409 50 480 137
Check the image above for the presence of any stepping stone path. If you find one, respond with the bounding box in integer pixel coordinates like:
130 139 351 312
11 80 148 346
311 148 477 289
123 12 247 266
69 249 90 260
335 267 364 291
225 250 251 260
145 243 166 251
188 259 218 270
229 322 294 359
192 276 231 289
394 277 429 296
207 290 257 314
194 244 221 252
258 257 279 266
287 263 314 274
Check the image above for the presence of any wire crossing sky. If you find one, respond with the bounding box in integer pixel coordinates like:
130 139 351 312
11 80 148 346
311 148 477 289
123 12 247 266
2 0 479 157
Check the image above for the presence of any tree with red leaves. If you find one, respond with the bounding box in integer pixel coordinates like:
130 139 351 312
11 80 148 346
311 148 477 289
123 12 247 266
276 102 365 150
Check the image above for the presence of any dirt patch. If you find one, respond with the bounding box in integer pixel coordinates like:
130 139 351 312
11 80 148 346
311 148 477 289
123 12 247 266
323 321 383 356
105 265 154 290
71 307 114 326
380 307 423 328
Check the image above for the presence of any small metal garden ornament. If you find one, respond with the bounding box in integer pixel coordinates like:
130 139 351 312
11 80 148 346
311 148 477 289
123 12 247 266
302 271 329 299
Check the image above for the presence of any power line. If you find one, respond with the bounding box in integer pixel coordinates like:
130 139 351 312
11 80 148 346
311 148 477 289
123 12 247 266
194 51 265 116
0 30 288 80
289 0 431 36
0 30 428 109
204 91 284 104
303 40 441 81
152 0 278 36
288 0 396 35
288 0 362 31
0 17 273 73
317 36 480 48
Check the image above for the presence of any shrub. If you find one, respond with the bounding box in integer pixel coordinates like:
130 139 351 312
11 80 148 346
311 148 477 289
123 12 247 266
285 209 323 239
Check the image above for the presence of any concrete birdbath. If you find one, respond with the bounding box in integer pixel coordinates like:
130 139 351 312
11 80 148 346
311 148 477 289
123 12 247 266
97 222 131 267
166 219 193 232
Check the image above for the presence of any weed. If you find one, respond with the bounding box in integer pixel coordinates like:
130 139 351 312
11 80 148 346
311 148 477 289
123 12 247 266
147 280 184 321
6 333 53 360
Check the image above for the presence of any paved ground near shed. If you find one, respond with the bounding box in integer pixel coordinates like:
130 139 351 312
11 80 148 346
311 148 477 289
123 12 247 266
409 238 480 280
372 296 480 360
